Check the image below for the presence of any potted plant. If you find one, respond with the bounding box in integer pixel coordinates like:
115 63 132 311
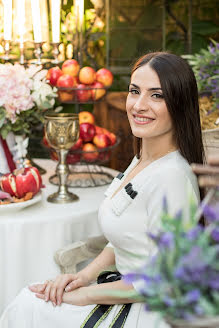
121 198 219 328
184 40 219 155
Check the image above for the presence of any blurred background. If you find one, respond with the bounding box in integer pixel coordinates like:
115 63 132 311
0 0 218 171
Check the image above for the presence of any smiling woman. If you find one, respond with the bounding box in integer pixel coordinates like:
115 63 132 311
132 52 205 169
127 65 174 152
0 52 205 328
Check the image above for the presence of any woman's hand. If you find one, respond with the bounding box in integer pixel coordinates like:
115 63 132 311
29 272 90 306
34 286 89 306
62 287 89 306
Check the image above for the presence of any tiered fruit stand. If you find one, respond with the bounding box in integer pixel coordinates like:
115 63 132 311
45 62 119 187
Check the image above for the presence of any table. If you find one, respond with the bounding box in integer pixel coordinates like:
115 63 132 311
0 159 116 315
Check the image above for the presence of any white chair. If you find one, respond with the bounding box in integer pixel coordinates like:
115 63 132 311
54 236 108 273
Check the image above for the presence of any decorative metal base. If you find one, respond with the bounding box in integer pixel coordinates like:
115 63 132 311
29 58 50 65
0 40 17 61
51 42 61 64
0 54 17 61
47 191 79 204
49 164 116 188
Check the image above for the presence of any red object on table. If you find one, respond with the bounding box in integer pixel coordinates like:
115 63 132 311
0 136 16 172
0 167 42 198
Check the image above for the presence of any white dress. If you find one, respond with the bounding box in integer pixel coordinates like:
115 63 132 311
0 151 199 328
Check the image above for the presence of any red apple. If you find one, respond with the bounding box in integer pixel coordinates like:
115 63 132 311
51 150 81 164
67 152 81 164
79 111 95 125
58 90 74 102
71 137 83 150
108 132 117 145
62 59 80 77
46 66 63 86
90 81 106 100
93 133 111 149
96 68 113 87
75 76 80 84
82 143 99 162
95 125 104 135
0 167 42 198
101 127 109 134
101 128 112 140
100 129 116 145
57 74 77 88
79 66 96 85
80 123 96 142
76 84 92 102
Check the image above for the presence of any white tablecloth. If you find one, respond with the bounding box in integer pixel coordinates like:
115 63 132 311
0 159 116 315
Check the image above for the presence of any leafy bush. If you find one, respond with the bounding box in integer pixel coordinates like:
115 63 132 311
184 40 219 112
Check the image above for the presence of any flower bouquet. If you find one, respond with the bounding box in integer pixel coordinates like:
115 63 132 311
0 63 57 139
122 199 219 328
0 63 57 172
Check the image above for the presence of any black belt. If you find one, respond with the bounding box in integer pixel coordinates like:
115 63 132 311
80 271 132 328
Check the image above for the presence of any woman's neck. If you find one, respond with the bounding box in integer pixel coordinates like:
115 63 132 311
140 137 177 163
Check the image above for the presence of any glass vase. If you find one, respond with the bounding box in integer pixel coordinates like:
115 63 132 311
6 132 46 174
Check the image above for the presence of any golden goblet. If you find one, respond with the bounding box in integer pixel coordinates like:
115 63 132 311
44 113 79 203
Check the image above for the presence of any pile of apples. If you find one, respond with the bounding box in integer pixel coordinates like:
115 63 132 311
44 111 117 164
46 59 113 103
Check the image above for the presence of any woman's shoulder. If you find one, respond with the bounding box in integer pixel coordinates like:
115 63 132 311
151 151 194 178
142 151 200 203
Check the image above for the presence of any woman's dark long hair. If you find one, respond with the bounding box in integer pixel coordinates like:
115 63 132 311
132 52 205 203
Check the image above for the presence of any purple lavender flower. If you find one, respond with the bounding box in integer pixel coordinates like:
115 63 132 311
182 312 196 321
211 79 218 85
162 195 168 213
203 73 210 79
209 45 216 54
174 209 182 220
207 271 219 290
163 296 175 307
147 232 158 242
148 231 175 249
202 203 219 222
194 304 204 316
184 289 200 303
186 226 203 241
144 304 150 311
123 272 161 285
123 273 148 284
174 246 207 283
211 227 219 242
159 232 174 249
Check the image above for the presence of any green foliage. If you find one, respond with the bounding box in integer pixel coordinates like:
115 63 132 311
0 106 48 139
184 39 219 111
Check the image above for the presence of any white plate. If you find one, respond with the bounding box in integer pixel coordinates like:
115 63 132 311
0 192 42 213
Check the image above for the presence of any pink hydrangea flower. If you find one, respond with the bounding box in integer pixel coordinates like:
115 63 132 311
0 63 34 123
